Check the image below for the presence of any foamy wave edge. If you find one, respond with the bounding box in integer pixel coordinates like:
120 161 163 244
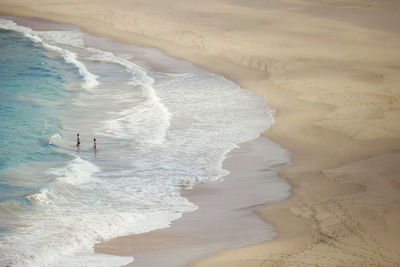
87 47 172 144
0 18 99 90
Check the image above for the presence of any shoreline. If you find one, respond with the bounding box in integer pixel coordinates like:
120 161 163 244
1 0 400 265
95 136 290 266
0 15 290 266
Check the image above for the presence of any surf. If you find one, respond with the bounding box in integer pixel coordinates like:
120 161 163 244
0 17 277 266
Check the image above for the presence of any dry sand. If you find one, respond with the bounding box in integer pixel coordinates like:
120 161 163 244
1 0 400 265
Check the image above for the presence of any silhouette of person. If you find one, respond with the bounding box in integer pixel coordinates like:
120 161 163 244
76 133 81 147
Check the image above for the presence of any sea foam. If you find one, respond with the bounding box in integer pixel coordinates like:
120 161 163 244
0 18 99 90
0 17 279 267
87 47 172 143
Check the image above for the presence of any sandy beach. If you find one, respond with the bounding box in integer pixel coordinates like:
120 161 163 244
1 0 400 265
95 136 290 266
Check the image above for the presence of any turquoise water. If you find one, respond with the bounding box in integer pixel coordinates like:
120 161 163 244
0 18 287 267
0 29 74 201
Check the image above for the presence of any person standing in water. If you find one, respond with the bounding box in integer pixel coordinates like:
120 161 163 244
76 133 80 147
93 138 97 150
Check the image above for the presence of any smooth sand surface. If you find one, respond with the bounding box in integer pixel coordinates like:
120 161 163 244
1 0 400 265
95 137 290 266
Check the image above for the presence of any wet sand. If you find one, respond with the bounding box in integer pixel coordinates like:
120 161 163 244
1 0 400 265
95 136 290 266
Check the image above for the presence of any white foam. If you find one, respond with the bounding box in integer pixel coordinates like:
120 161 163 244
1 155 196 266
27 157 99 205
47 157 100 186
44 43 99 90
38 30 85 47
0 17 281 267
48 133 62 145
87 47 172 143
0 18 99 90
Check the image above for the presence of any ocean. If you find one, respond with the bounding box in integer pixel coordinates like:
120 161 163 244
0 17 279 266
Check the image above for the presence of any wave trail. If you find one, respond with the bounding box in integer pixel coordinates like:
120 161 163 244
0 18 99 90
87 48 172 144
